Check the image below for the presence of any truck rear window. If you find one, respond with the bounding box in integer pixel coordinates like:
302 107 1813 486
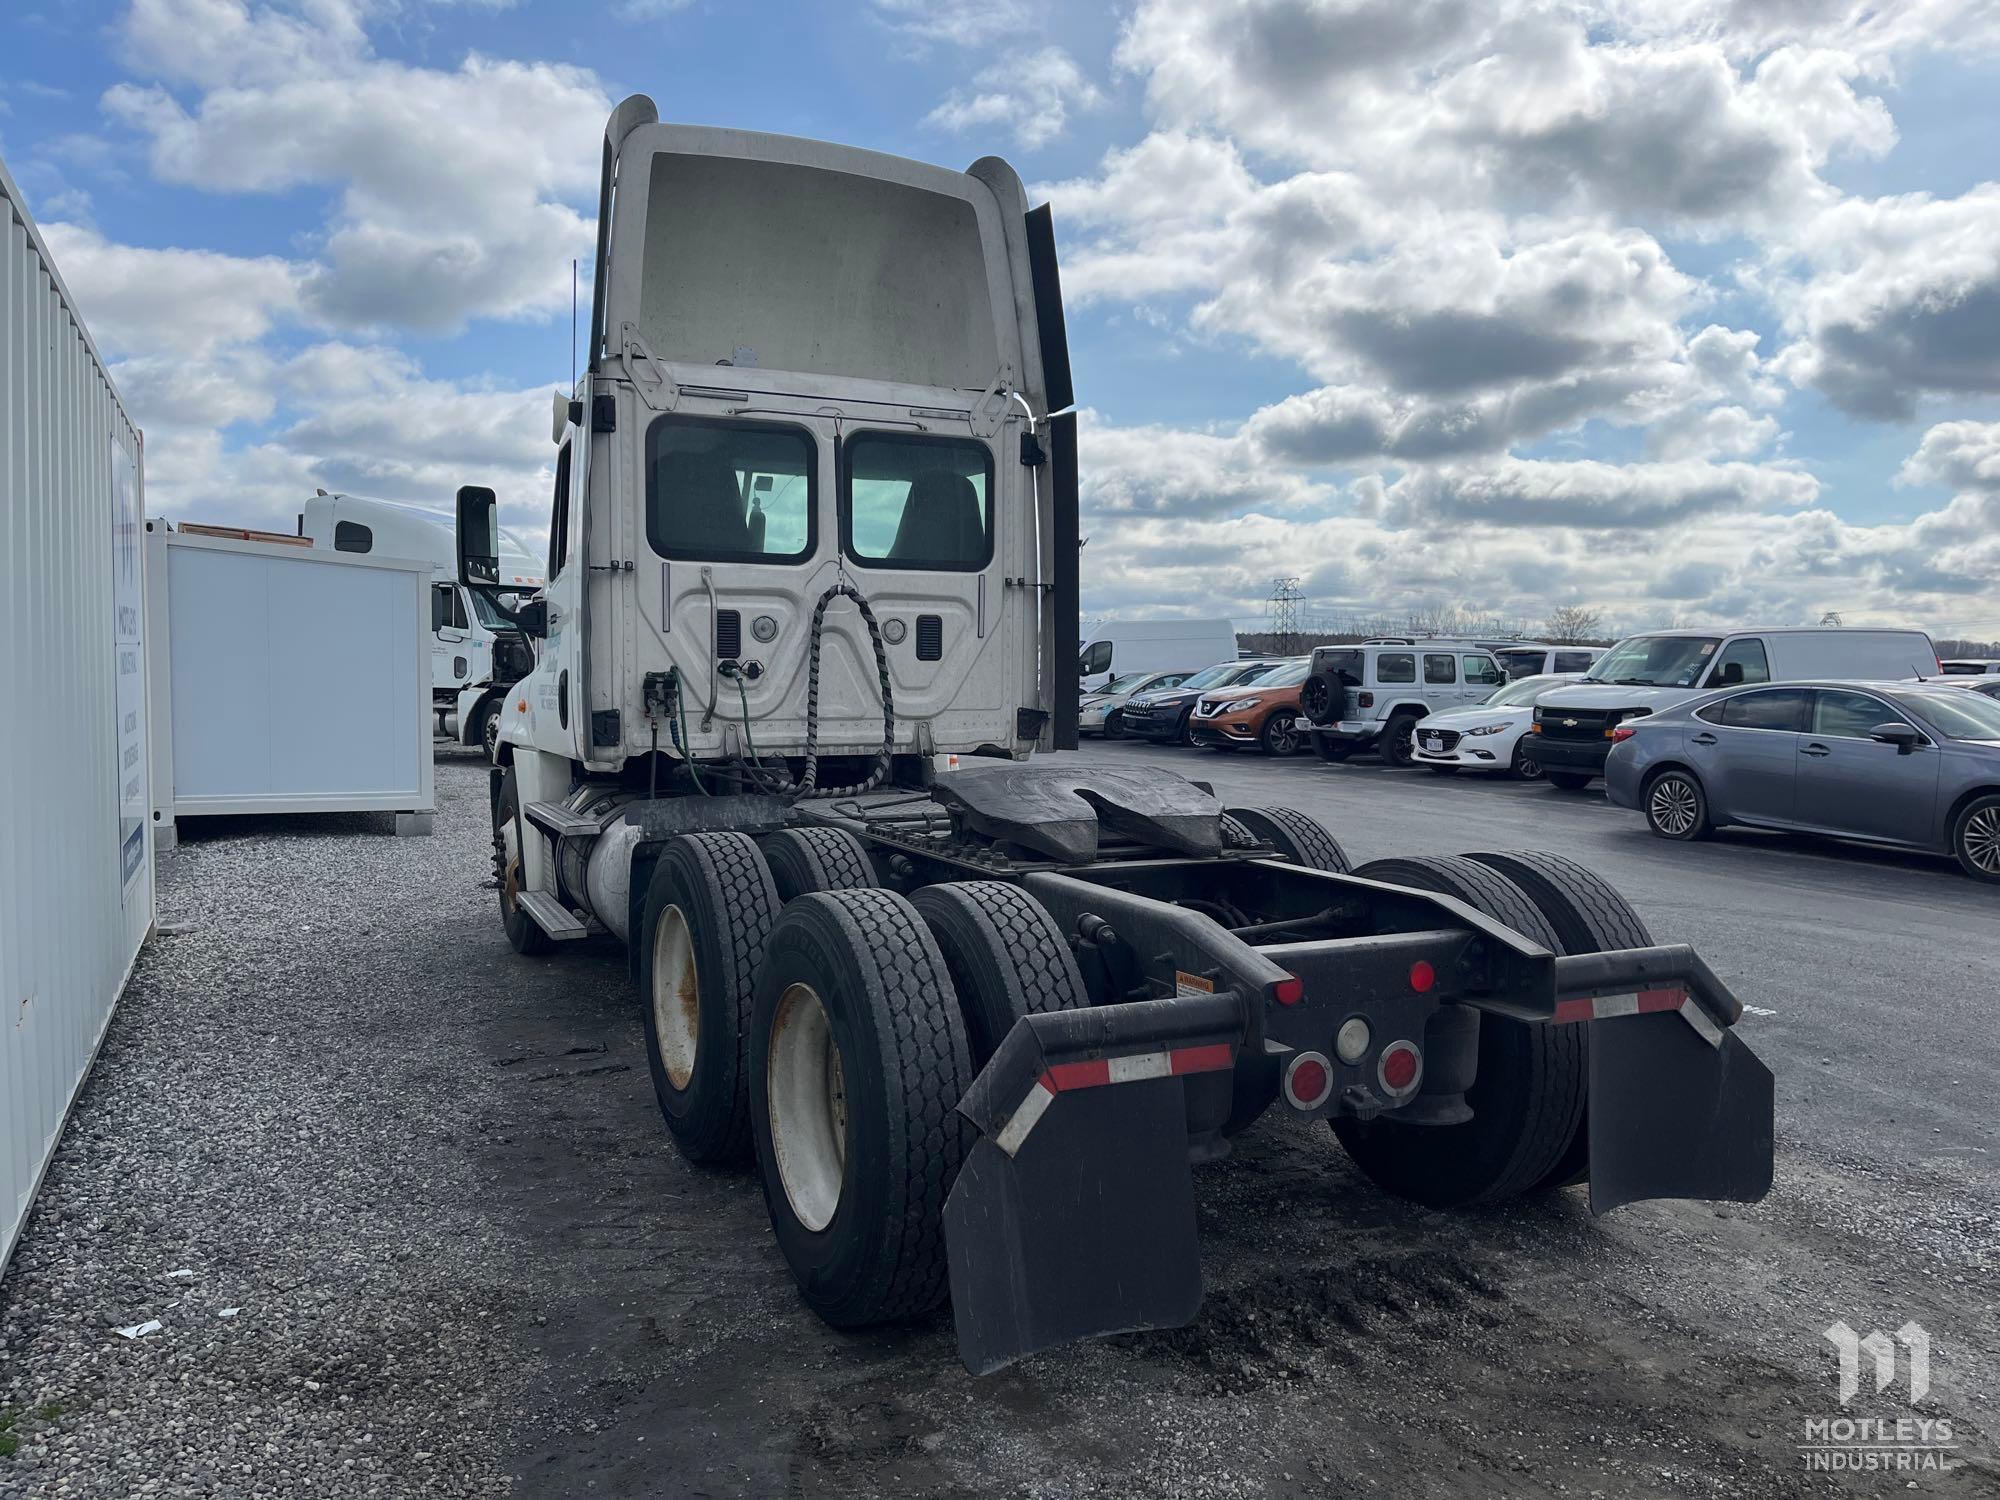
843 432 993 571
646 416 816 564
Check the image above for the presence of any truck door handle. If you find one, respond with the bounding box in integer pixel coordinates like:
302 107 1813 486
1802 743 1830 757
1692 732 1717 746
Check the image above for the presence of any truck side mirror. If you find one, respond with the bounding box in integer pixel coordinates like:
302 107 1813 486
456 485 500 588
515 598 548 638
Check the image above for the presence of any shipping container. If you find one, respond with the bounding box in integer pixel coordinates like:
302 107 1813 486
1 151 154 1274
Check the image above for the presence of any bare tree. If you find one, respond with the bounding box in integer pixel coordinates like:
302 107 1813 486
1544 605 1603 643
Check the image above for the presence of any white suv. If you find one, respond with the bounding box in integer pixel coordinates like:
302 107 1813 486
1300 641 1507 766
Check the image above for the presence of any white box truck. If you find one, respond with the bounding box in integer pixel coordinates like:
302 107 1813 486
299 491 542 756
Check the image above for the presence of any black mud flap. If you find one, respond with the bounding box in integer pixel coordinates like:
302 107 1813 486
944 1075 1203 1375
1587 1011 1775 1213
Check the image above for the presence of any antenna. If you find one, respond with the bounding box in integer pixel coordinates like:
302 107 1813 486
571 258 578 392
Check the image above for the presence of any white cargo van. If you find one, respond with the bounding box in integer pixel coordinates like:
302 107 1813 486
299 491 543 755
1079 618 1237 693
1530 626 1939 789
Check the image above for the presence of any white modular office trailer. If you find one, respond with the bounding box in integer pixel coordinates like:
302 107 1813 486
1 152 154 1275
146 525 436 843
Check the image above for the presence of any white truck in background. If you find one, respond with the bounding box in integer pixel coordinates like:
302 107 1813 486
299 491 543 756
1078 618 1239 693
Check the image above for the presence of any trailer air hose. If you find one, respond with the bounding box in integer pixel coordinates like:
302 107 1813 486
730 581 896 801
662 666 710 797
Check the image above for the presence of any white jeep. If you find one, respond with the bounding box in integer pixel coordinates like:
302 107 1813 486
1299 641 1506 766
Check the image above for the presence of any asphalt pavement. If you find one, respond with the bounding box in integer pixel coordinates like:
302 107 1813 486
1077 736 2000 1178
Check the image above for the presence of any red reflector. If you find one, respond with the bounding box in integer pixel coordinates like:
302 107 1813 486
1286 1056 1330 1108
1272 975 1305 1006
1611 725 1636 742
1380 1043 1420 1092
1408 960 1435 993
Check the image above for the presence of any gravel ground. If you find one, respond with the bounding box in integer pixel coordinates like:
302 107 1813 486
0 751 530 1499
2 743 1996 1497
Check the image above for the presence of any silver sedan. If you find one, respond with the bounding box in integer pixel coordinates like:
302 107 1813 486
1604 680 2000 881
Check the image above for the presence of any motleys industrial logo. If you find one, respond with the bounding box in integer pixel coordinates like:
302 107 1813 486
1801 1321 1958 1473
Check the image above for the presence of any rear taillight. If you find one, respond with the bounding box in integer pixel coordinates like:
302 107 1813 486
1358 691 1375 709
1283 1052 1335 1110
1378 1041 1422 1096
1271 974 1305 1007
1611 725 1637 742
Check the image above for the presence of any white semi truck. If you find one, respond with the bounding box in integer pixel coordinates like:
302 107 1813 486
457 96 1775 1373
300 491 542 756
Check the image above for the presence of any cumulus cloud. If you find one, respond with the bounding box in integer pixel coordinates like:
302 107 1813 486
1074 415 1999 631
924 48 1105 150
38 220 302 353
1770 185 2000 419
1113 0 1894 230
106 0 607 332
1898 420 2000 496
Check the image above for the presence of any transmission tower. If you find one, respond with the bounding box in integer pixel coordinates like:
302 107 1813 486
1268 576 1305 652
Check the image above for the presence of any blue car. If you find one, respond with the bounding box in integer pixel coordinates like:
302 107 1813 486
1604 680 2000 881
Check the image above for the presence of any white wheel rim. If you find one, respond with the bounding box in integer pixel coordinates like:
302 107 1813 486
1965 806 2000 874
1651 777 1698 836
767 982 847 1233
651 905 699 1091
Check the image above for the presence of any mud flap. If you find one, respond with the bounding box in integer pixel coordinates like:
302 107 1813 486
1586 1011 1775 1213
944 1075 1203 1375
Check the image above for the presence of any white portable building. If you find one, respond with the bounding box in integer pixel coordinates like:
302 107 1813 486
145 524 436 843
2 152 154 1273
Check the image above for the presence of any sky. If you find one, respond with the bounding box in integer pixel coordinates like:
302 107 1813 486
4 0 2000 638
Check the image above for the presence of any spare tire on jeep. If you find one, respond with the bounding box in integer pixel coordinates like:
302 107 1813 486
1300 651 1353 725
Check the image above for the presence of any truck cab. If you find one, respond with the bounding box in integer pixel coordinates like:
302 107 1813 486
480 104 1073 793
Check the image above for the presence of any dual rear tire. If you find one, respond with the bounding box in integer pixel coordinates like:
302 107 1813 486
639 826 1087 1328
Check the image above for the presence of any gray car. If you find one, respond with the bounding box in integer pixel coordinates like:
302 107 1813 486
1604 680 2000 881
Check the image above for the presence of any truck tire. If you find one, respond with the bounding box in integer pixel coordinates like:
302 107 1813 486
1462 851 1653 1190
910 881 1088 1066
750 888 973 1327
760 827 877 905
466 694 498 759
639 832 781 1165
1547 770 1595 792
1221 805 1352 873
1332 856 1583 1208
1314 735 1355 763
493 768 552 956
1380 712 1420 768
480 697 504 762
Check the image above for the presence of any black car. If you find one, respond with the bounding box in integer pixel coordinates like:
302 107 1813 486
1118 659 1292 745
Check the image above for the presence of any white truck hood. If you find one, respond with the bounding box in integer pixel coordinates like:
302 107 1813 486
1532 682 1695 712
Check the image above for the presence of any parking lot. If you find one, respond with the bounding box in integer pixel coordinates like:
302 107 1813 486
1 743 1995 1497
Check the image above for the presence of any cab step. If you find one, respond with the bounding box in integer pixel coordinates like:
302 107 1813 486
515 890 590 941
525 801 604 839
